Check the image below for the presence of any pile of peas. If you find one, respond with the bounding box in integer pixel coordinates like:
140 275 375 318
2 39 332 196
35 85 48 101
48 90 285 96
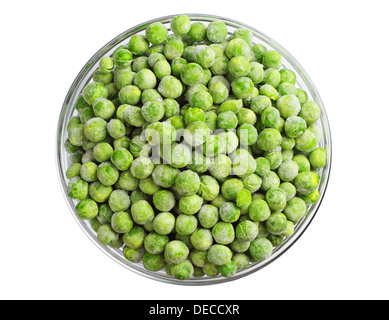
65 15 327 280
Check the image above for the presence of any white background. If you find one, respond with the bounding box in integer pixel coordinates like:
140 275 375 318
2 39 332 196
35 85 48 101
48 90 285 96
1 0 388 300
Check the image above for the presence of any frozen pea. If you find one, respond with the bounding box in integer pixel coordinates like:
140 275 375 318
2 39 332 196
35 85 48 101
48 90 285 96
212 222 235 245
83 118 107 143
175 170 201 196
191 228 213 250
164 35 184 60
107 119 126 140
146 22 168 45
194 45 216 69
218 131 239 154
161 143 191 169
148 52 166 68
154 60 171 80
219 261 238 278
144 233 169 255
171 57 188 78
141 100 164 123
96 162 119 186
131 200 154 225
203 135 225 156
285 116 307 139
204 263 220 276
75 198 98 220
111 211 133 234
237 123 258 146
114 67 136 90
171 260 194 280
300 189 320 206
66 163 81 180
277 95 301 119
263 50 282 70
119 85 142 106
97 204 113 225
279 182 297 202
188 150 210 174
233 253 250 269
89 181 113 203
260 84 280 101
207 245 232 266
175 214 198 236
232 153 257 177
221 178 244 201
130 189 148 204
249 198 271 222
261 107 280 128
264 68 281 88
219 202 241 223
152 190 175 212
255 157 271 177
158 76 183 99
217 111 238 130
123 226 145 249
189 90 213 111
249 238 273 262
128 34 149 56
232 77 254 99
295 129 318 153
139 176 161 195
93 142 113 163
90 218 103 233
179 194 203 215
257 128 282 151
206 21 228 44
97 224 119 246
190 249 208 268
266 188 287 212
130 156 154 179
184 107 205 125
237 108 257 125
236 220 259 241
236 189 252 209
113 48 133 69
226 38 251 59
280 221 295 238
279 69 296 84
198 175 220 201
276 159 299 182
210 56 229 76
171 15 191 35
261 171 280 192
165 240 189 264
242 173 262 193
251 95 272 115
284 197 308 223
228 56 251 78
231 239 250 253
188 22 207 42
294 171 319 195
218 98 243 114
277 82 297 97
293 154 311 172
296 88 308 104
209 82 229 104
299 101 321 126
108 189 131 213
111 147 133 171
309 147 327 168
143 253 165 271
116 170 138 192
198 205 219 228
123 246 145 263
82 82 109 106
204 110 218 131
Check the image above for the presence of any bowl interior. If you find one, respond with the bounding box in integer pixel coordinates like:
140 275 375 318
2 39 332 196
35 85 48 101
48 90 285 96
57 14 331 285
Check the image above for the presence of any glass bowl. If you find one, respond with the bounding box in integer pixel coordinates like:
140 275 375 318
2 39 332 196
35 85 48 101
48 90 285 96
56 14 332 286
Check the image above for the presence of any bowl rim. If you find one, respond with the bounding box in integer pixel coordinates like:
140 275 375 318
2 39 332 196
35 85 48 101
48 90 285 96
56 13 332 286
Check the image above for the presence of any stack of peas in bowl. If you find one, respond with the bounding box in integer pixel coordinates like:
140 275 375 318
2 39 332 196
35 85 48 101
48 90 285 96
64 15 327 281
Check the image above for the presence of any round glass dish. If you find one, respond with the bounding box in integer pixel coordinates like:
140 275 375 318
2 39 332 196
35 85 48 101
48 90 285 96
56 14 332 286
